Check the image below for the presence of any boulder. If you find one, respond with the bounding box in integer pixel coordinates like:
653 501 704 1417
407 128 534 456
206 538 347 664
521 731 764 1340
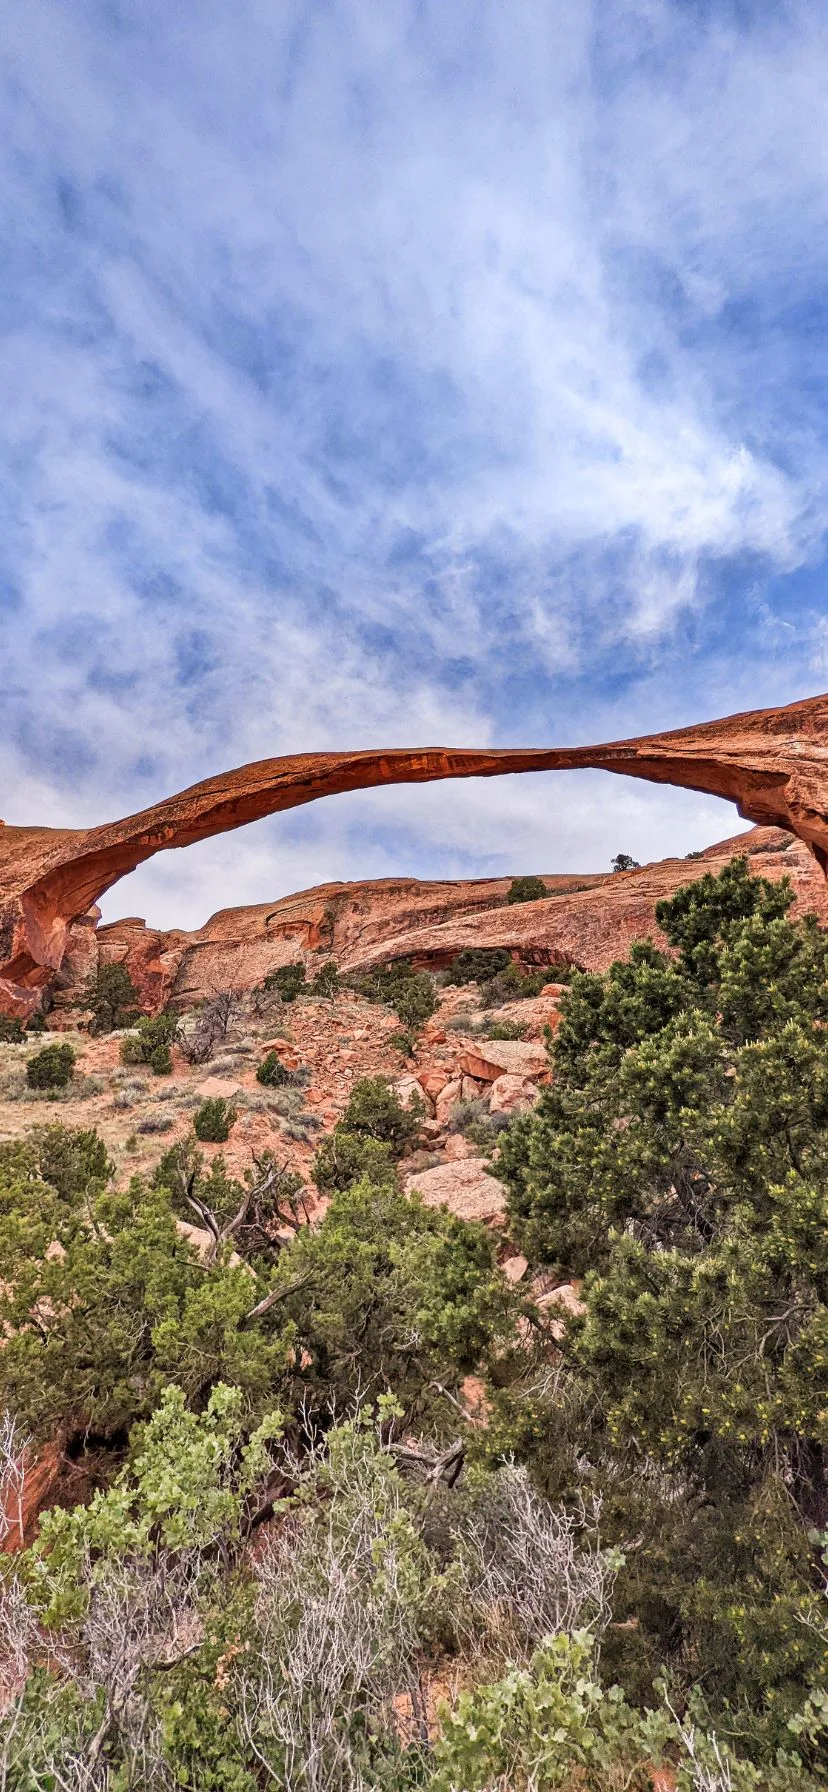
435 1076 463 1123
405 1157 507 1224
488 1073 539 1113
197 1076 242 1099
395 1074 433 1116
535 1280 586 1339
444 1133 476 1160
419 1068 452 1099
493 995 562 1039
458 1039 549 1082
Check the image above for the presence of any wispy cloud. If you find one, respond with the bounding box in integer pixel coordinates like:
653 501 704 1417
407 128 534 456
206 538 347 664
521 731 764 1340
2 1 827 923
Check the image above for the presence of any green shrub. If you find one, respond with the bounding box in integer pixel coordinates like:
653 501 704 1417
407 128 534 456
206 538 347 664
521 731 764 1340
26 1043 76 1090
82 961 141 1033
340 1076 423 1149
256 1048 291 1086
497 858 828 1756
0 1014 25 1044
309 959 340 997
482 1017 527 1040
347 959 437 1033
0 1126 294 1441
610 852 640 872
312 1079 422 1194
313 1129 397 1193
433 1629 671 1792
444 948 512 985
480 963 554 1007
393 975 437 1031
194 1097 237 1143
507 875 548 904
264 962 306 1002
120 1011 179 1069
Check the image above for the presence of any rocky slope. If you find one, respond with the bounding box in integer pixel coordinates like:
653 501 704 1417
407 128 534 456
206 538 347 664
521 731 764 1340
1 817 822 1543
78 823 825 1011
6 687 828 1014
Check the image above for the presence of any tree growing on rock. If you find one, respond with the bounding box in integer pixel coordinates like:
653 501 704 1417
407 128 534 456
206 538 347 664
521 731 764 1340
82 962 141 1033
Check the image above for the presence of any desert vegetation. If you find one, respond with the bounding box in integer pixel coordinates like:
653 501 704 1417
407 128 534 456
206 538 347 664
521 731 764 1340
0 860 826 1786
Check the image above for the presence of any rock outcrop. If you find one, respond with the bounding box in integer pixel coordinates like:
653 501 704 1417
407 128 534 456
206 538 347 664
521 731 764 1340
88 823 826 1013
6 690 828 1013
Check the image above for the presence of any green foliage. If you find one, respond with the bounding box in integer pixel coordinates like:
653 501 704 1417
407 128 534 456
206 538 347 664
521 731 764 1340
283 1179 515 1413
25 1383 282 1618
434 1629 670 1791
0 1126 294 1440
256 1046 291 1085
25 1041 76 1089
194 1096 237 1142
120 1009 179 1069
82 960 141 1033
0 1013 25 1043
154 1138 307 1263
348 958 438 1033
444 947 512 984
481 1017 526 1040
264 960 307 1001
480 961 555 1007
313 1077 423 1193
310 958 340 996
498 857 828 1758
507 875 548 904
313 1128 397 1193
342 1075 423 1148
610 852 640 872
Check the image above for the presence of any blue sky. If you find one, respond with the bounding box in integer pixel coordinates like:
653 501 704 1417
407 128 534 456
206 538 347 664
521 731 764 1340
3 0 828 927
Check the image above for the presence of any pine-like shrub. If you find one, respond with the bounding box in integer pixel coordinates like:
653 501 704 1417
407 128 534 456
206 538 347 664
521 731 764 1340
26 1043 76 1090
194 1097 237 1142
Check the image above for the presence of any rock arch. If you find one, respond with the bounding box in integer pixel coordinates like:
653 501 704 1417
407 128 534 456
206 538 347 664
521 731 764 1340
3 690 828 1014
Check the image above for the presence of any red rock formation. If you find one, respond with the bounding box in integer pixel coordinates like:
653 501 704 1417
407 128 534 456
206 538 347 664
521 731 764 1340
89 825 825 1010
6 690 828 1014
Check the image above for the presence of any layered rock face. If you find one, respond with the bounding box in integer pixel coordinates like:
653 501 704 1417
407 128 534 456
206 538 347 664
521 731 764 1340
5 689 828 1013
86 824 824 1012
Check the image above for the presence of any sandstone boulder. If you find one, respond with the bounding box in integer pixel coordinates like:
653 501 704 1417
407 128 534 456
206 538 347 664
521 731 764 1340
435 1077 463 1123
197 1076 242 1100
488 1073 539 1113
405 1157 507 1224
443 1133 477 1160
502 1253 529 1282
535 1280 586 1339
458 1039 549 1082
419 1068 452 1099
394 1074 433 1116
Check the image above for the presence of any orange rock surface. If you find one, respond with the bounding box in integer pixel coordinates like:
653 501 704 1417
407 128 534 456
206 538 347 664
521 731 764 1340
6 689 828 1013
88 823 826 1013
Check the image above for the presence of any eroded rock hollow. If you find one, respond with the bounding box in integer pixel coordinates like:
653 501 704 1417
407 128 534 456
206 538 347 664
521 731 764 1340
3 690 828 1015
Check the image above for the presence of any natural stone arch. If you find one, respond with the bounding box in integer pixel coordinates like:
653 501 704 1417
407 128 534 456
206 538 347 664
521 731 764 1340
3 690 828 1014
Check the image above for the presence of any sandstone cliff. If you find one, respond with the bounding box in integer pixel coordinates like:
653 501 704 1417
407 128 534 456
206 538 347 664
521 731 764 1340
78 824 823 1012
6 690 828 1014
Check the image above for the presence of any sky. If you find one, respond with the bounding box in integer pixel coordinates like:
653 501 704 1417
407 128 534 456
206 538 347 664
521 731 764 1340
3 0 828 929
